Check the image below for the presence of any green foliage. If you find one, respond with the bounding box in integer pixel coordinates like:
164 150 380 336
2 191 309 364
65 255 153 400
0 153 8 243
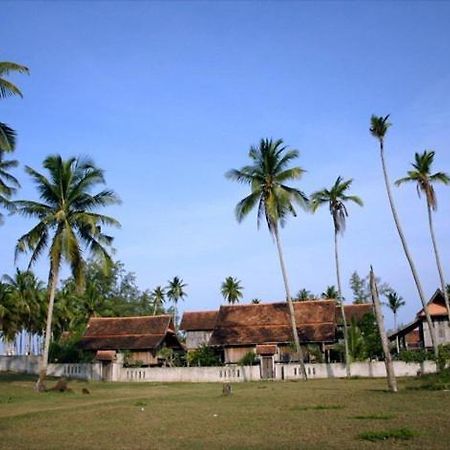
238 351 258 366
157 347 185 367
221 276 243 304
397 349 433 363
413 368 450 391
295 289 315 301
49 335 94 364
437 344 450 371
187 345 221 367
349 271 391 304
0 154 20 223
358 428 414 442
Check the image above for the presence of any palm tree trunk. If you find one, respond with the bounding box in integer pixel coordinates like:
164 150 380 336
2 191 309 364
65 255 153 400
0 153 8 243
334 229 351 377
28 332 32 356
273 226 307 380
370 267 397 392
379 140 439 357
36 265 59 391
394 311 400 353
426 200 450 325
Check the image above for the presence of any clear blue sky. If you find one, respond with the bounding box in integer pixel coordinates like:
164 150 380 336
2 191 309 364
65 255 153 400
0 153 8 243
1 1 449 329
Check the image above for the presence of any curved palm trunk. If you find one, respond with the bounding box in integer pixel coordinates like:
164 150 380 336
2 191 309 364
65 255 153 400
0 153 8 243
379 140 439 357
334 230 351 377
273 227 307 380
426 201 450 325
36 265 59 391
370 268 397 392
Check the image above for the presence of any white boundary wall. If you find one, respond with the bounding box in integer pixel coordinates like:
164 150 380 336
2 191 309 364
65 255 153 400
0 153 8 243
0 356 437 382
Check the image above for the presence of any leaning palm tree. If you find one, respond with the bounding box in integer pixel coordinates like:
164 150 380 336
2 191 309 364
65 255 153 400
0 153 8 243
221 276 243 304
395 150 450 323
0 154 20 223
166 276 187 330
14 155 120 389
370 115 439 357
226 138 309 378
151 286 166 315
0 61 29 152
311 176 363 377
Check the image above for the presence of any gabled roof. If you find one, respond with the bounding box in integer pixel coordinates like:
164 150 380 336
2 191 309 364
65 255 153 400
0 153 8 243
79 315 182 351
209 300 336 347
180 310 218 332
337 304 374 324
417 289 448 318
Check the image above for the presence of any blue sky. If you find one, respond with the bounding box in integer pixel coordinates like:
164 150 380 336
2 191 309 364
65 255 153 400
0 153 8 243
1 1 449 329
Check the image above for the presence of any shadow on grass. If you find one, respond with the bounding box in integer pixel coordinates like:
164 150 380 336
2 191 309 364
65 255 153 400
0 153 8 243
351 414 395 420
290 404 344 411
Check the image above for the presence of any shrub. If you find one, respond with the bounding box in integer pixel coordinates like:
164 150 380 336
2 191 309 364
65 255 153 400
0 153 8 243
187 345 221 367
238 351 258 366
49 335 94 364
397 349 433 363
437 344 450 371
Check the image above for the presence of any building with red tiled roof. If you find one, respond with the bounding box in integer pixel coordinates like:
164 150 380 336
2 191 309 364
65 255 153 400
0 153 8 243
389 289 450 350
79 315 184 366
179 310 218 350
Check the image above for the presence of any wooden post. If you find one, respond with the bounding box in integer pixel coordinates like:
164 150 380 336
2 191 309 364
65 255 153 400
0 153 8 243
369 266 398 393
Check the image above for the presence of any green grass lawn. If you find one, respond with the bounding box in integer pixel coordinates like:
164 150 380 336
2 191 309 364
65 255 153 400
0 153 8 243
0 372 449 449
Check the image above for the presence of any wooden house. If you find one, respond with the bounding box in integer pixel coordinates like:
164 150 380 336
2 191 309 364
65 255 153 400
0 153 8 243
179 310 218 351
79 315 184 366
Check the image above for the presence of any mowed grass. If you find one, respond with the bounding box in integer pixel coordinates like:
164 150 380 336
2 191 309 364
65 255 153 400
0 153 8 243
0 373 449 449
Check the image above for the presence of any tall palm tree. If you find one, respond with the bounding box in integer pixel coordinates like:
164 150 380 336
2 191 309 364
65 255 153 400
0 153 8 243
221 276 243 304
226 138 309 378
0 281 20 349
151 286 166 315
311 176 363 377
322 285 338 299
166 276 187 330
14 155 120 388
0 60 29 152
395 150 450 323
295 288 314 301
0 154 20 223
370 115 439 357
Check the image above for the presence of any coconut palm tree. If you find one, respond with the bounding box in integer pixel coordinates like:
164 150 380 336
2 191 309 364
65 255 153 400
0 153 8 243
395 150 450 323
311 176 363 377
166 276 187 330
322 285 338 299
295 289 315 301
221 276 243 304
3 269 44 354
0 60 29 152
370 115 439 357
151 286 166 315
14 155 120 388
0 154 20 223
0 281 21 351
226 138 309 378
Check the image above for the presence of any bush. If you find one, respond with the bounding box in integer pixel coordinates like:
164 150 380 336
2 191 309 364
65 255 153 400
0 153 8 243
238 351 258 366
397 349 433 363
437 344 450 371
49 336 94 364
187 345 221 367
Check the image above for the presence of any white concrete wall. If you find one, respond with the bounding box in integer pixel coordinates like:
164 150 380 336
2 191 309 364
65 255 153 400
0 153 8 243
117 364 260 383
1 356 438 382
276 361 437 380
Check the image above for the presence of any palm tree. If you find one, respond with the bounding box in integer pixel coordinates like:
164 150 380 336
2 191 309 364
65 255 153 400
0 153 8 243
322 285 338 299
0 154 20 223
166 276 187 330
311 176 363 377
0 61 29 152
226 138 309 378
0 61 29 99
151 286 166 315
384 290 405 331
3 269 44 355
395 150 450 323
14 155 120 388
370 115 439 357
295 288 314 301
221 276 243 304
0 281 20 351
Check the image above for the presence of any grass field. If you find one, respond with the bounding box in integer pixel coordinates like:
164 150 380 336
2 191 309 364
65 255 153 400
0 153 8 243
0 372 449 449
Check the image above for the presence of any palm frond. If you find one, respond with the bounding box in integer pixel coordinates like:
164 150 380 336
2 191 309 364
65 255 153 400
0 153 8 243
0 122 16 152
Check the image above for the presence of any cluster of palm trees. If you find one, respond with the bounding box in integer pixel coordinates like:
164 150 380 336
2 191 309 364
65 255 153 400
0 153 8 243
226 121 448 377
149 276 188 327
